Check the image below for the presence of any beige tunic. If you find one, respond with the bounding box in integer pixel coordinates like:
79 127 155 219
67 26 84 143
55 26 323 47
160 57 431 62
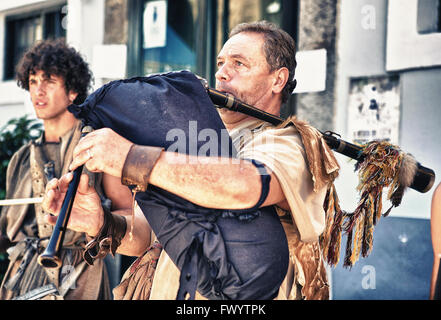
149 118 330 300
0 122 111 300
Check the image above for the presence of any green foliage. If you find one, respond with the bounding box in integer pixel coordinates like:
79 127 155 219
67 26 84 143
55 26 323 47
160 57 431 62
0 115 42 199
0 115 42 283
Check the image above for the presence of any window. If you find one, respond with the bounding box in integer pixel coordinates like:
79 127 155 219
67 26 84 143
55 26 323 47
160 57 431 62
214 0 298 116
386 0 441 71
215 0 297 55
142 0 199 75
129 0 297 78
3 5 67 81
417 0 441 34
127 0 298 114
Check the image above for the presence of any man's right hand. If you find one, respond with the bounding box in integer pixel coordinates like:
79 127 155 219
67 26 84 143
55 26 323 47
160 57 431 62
42 172 104 237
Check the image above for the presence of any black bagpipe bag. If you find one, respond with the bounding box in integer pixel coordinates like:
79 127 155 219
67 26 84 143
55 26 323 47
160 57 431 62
68 70 289 300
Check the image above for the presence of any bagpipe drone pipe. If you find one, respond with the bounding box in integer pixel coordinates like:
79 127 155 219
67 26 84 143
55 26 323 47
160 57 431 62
202 78 435 267
203 81 435 194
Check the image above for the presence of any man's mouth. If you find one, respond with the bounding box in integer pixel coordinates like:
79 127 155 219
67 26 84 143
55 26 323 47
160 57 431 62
216 87 236 98
35 101 47 107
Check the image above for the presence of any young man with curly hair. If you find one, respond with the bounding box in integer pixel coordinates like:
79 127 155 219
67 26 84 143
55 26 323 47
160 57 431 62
0 38 131 300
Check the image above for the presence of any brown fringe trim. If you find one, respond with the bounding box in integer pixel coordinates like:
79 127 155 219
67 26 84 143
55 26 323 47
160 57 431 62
276 117 414 268
320 140 415 268
279 116 340 192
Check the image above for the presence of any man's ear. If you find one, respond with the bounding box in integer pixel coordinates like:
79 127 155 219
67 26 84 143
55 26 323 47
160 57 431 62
68 91 78 103
271 67 289 95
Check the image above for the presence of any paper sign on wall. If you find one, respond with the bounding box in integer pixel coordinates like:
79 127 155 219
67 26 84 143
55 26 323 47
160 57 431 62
143 0 167 49
347 76 400 145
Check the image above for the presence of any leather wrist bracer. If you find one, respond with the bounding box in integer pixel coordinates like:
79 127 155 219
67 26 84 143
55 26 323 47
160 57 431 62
121 144 164 192
83 205 127 266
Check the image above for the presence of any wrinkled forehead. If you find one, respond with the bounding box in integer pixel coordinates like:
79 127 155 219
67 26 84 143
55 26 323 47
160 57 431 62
217 32 266 61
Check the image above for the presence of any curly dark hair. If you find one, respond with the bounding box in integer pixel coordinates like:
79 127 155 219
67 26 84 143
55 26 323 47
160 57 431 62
230 21 297 103
15 38 93 105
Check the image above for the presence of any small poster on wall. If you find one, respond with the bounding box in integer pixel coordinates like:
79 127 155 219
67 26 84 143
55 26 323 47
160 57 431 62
143 0 167 49
347 76 400 145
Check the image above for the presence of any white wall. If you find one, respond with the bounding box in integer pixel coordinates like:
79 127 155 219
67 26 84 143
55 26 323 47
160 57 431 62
66 0 106 87
0 0 106 127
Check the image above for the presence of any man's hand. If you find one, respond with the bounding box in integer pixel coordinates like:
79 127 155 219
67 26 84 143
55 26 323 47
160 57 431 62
42 172 104 237
69 128 133 178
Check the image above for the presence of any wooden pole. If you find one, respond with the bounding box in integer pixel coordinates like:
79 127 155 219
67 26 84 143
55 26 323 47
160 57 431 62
0 197 43 206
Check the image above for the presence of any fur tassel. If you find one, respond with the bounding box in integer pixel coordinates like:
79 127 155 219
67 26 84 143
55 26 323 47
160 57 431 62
321 140 415 268
320 184 345 266
350 213 365 265
343 229 354 268
399 153 418 188
362 194 374 257
374 189 382 225
327 210 344 266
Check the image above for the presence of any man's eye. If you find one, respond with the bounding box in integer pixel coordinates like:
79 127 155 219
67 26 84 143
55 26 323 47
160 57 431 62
235 61 244 67
217 61 224 68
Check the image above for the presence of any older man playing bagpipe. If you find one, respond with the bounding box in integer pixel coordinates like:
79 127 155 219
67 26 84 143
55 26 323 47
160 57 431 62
40 21 435 300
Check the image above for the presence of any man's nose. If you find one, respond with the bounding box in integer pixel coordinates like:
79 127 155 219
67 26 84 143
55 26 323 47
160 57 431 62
35 83 46 96
215 64 231 83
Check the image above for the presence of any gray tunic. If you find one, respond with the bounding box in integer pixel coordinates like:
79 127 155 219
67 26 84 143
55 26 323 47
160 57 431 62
0 122 111 300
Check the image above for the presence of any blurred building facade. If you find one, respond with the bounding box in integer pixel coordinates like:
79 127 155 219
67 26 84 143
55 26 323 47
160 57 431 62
0 0 439 299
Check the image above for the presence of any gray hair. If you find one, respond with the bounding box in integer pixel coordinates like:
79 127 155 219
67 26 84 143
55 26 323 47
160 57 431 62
229 21 297 103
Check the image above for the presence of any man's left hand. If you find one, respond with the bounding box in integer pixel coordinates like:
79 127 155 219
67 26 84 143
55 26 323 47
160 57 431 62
43 173 104 237
69 128 133 178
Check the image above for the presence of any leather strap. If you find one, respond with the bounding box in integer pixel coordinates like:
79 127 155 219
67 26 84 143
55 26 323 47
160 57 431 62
121 144 163 192
83 206 127 265
244 159 271 210
30 143 54 238
12 283 59 300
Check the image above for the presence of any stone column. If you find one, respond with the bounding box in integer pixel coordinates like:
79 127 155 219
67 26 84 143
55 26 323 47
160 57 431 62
104 0 128 45
295 0 338 131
